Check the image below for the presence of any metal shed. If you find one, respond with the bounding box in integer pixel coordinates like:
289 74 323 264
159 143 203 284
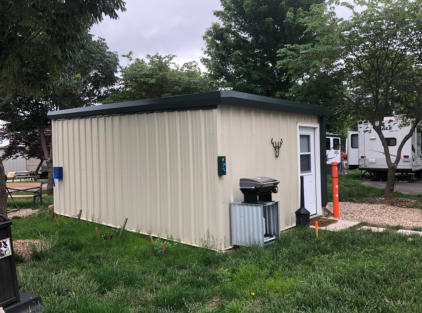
48 91 329 250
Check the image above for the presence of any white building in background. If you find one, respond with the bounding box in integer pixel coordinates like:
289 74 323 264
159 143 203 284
0 139 42 174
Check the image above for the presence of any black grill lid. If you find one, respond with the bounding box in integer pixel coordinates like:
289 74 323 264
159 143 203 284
240 177 280 189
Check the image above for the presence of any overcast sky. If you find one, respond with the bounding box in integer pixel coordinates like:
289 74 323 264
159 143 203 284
90 0 222 68
91 1 352 69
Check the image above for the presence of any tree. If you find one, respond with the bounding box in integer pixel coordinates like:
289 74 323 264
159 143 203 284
279 0 422 198
103 53 216 103
202 0 323 97
0 0 125 103
0 0 125 215
1 34 119 195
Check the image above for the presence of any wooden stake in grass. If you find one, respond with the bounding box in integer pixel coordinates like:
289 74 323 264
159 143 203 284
55 216 59 226
162 241 167 254
35 215 39 224
149 235 156 255
119 217 128 238
315 221 319 239
77 210 82 223
95 227 101 239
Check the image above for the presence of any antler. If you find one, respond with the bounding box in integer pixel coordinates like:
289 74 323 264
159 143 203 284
271 138 283 158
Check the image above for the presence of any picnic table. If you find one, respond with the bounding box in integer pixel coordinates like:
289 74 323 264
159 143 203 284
6 171 37 181
6 182 43 209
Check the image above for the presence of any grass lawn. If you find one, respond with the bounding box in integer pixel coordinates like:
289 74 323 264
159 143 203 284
7 195 422 313
328 170 422 206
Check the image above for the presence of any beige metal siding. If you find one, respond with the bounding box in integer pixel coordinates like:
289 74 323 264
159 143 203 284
52 109 225 249
218 104 319 241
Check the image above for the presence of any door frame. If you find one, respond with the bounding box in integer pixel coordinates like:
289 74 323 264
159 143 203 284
297 124 322 216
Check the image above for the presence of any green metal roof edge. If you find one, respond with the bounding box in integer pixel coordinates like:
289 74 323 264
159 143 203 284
219 90 329 116
47 90 329 120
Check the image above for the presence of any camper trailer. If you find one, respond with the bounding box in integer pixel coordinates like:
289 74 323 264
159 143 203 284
351 117 422 178
346 131 359 169
326 133 342 175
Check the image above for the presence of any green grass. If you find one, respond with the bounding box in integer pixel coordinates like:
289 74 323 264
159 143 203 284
328 170 422 206
8 201 422 313
6 177 422 312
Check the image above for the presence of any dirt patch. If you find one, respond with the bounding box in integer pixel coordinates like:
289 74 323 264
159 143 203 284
13 240 49 260
326 202 422 229
207 296 220 308
361 197 418 208
248 300 261 310
7 209 38 218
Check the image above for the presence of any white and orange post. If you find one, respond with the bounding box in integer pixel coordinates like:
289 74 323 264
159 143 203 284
331 162 340 218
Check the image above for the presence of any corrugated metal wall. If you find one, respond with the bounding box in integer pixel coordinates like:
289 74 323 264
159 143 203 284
52 104 321 251
52 109 226 249
218 104 320 237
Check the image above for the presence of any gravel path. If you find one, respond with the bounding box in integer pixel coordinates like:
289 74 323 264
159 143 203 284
326 202 422 229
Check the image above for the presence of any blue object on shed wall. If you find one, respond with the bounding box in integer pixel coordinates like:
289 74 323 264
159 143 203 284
53 166 63 186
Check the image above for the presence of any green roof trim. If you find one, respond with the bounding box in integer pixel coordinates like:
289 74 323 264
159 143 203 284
47 90 329 120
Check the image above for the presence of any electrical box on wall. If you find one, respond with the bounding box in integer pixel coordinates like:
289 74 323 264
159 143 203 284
217 156 226 176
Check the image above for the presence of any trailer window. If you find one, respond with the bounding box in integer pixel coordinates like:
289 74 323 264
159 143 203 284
386 137 397 146
326 138 331 150
333 138 340 150
351 134 358 148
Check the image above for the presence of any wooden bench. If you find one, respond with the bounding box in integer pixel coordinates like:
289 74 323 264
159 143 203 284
6 182 43 209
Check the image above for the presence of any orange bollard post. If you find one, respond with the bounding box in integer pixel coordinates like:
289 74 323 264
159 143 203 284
332 162 340 218
315 221 319 239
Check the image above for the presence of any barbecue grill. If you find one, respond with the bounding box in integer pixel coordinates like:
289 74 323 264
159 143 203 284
240 177 280 203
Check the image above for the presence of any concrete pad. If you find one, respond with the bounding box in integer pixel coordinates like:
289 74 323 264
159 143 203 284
311 219 359 231
323 220 359 231
397 229 422 236
359 226 386 232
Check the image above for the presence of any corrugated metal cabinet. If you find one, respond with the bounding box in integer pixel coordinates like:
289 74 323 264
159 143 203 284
230 202 280 247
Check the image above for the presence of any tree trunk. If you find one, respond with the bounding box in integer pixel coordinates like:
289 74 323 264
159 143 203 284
372 119 419 200
39 127 53 195
0 160 8 216
47 159 53 195
384 165 397 199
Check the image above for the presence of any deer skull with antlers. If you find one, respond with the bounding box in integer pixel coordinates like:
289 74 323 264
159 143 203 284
271 138 283 158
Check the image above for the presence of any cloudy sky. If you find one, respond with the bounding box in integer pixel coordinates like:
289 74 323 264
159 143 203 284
91 1 352 68
91 0 222 67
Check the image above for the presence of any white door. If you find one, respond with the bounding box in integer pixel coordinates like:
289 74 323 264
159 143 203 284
347 131 359 167
299 127 317 215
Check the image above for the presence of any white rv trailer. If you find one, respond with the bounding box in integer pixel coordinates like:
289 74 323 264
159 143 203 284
326 133 342 175
326 133 341 164
355 117 422 177
346 131 359 169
